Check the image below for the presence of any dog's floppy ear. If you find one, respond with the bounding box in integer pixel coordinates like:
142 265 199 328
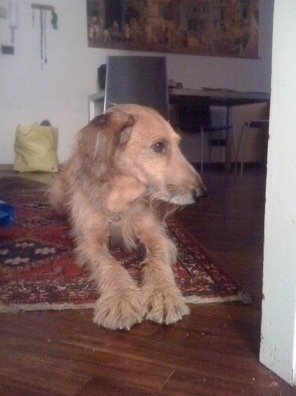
77 110 134 165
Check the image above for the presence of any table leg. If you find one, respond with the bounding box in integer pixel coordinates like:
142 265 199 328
225 106 232 173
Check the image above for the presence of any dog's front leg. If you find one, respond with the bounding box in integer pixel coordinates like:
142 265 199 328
137 217 190 325
72 203 144 331
80 247 144 330
91 254 145 330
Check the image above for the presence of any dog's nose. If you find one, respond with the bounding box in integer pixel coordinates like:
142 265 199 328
192 171 208 200
194 185 208 200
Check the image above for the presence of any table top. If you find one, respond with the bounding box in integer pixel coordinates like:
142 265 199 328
170 88 270 107
89 88 270 108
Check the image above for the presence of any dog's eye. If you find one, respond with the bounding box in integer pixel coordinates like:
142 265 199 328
152 141 166 153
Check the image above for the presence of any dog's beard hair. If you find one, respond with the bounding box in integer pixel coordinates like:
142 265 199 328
165 193 195 206
146 185 195 207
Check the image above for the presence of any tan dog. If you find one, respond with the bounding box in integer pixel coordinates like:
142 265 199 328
49 104 206 330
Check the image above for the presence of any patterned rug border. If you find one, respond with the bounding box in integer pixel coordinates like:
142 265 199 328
0 177 251 314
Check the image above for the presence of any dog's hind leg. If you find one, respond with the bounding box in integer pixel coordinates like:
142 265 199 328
136 215 190 325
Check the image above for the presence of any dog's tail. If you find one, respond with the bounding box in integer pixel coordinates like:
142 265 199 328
48 169 69 216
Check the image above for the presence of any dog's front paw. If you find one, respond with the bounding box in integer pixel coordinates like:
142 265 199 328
143 286 190 325
93 288 144 330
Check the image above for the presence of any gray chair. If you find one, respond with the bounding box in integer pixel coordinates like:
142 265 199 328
104 55 169 120
235 119 269 176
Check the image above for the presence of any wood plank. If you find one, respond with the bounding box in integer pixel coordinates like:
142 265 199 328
0 168 295 395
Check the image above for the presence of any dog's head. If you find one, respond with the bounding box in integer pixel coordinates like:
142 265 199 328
77 104 206 213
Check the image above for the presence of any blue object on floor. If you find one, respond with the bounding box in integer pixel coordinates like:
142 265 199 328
0 200 15 227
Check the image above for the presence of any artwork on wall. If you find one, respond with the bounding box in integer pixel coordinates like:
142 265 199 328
87 0 259 59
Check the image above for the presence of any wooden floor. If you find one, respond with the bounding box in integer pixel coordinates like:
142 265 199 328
1 167 295 395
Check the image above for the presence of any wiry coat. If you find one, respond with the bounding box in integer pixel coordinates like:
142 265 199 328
49 104 206 330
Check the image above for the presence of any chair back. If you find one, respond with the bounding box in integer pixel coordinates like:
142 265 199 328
178 97 211 132
104 56 169 120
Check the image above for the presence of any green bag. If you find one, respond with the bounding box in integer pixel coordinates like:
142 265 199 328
13 124 59 172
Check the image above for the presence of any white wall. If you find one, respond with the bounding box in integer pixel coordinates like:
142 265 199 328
0 0 273 164
260 0 296 385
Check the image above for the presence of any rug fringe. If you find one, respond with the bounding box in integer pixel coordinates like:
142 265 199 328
0 302 95 314
1 292 252 314
185 291 252 305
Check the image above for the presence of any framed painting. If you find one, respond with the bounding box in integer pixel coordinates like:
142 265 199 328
87 0 259 59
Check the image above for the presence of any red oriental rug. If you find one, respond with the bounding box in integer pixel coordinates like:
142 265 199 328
0 177 249 313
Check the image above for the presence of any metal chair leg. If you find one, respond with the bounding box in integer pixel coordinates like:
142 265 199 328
235 122 248 176
225 126 234 173
200 127 204 175
240 123 249 177
208 131 212 167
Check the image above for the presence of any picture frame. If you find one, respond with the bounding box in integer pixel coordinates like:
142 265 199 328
87 0 259 59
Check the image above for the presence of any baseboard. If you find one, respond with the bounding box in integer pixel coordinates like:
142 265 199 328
0 164 13 170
